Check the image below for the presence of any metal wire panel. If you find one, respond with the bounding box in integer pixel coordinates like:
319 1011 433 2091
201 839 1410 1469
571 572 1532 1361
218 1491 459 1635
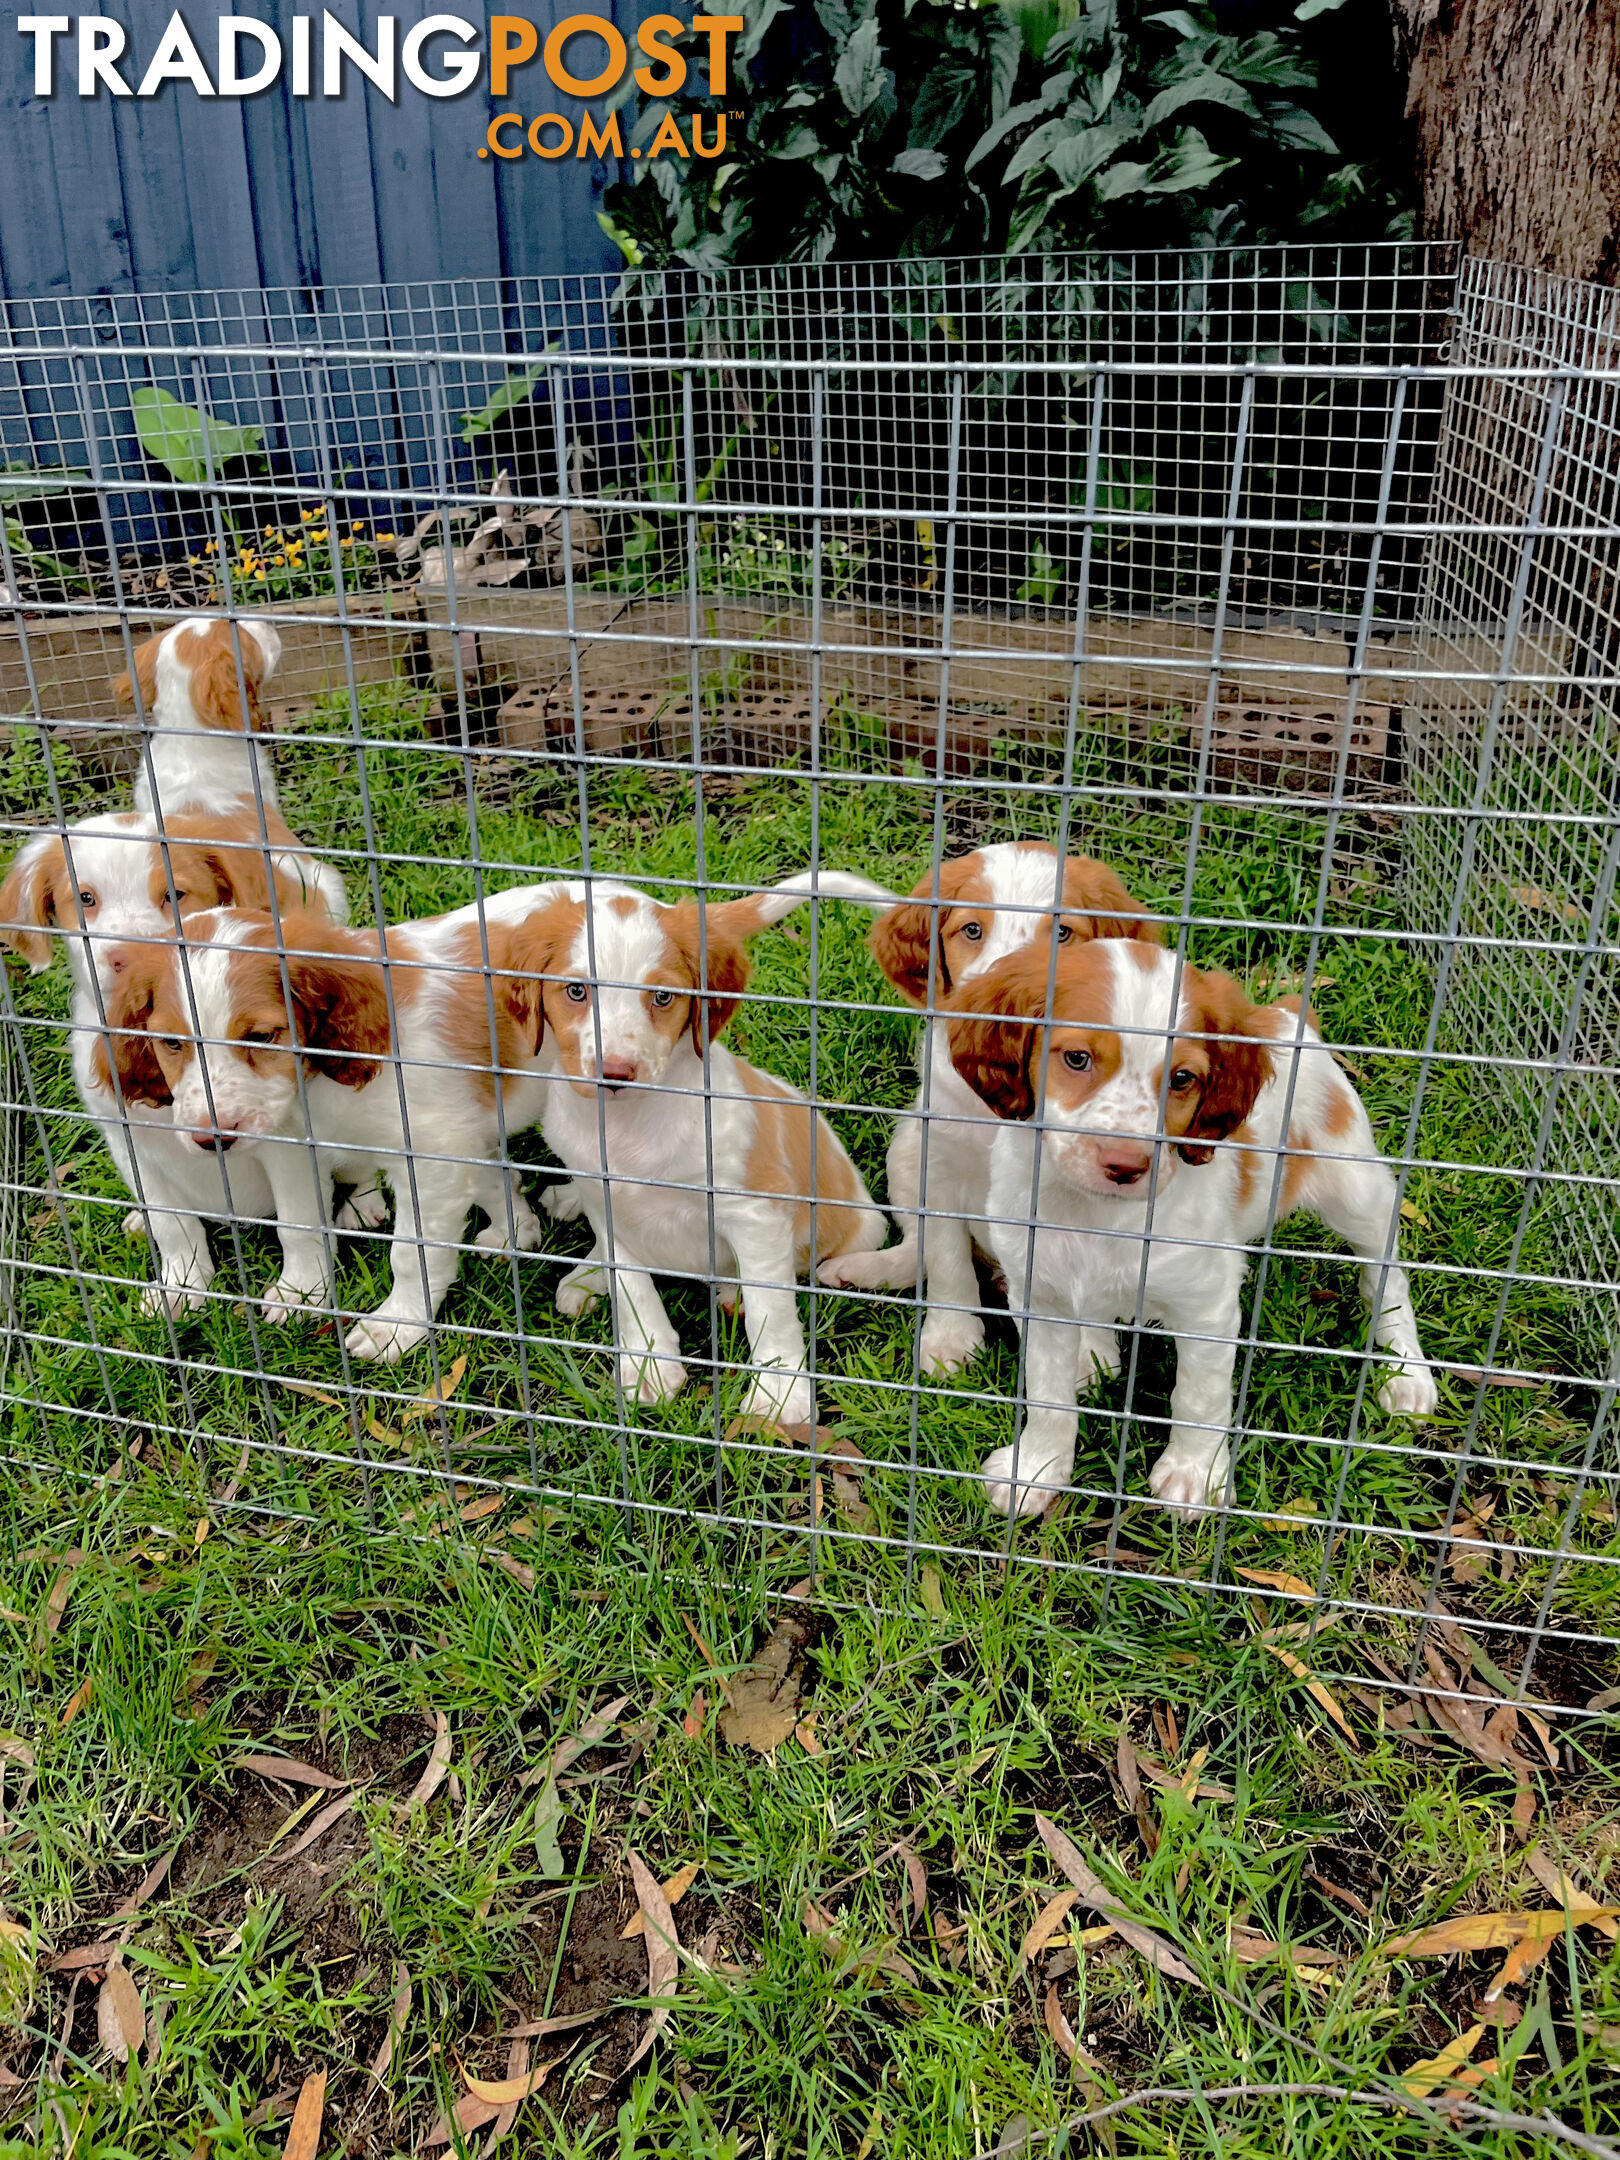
1 242 1615 1727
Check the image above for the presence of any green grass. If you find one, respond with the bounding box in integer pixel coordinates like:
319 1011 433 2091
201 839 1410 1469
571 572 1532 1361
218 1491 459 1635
1 686 1618 2152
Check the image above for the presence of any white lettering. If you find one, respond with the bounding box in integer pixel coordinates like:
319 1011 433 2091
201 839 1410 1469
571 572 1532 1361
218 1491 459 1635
291 13 312 96
136 11 215 97
401 14 480 97
16 17 69 98
217 17 282 97
77 15 131 97
322 11 396 99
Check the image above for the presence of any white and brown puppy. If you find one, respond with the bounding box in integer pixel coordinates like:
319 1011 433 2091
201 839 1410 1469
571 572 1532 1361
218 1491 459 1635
0 808 349 1313
115 616 284 818
98 894 561 1347
946 939 1437 1517
820 840 1160 1376
522 875 891 1425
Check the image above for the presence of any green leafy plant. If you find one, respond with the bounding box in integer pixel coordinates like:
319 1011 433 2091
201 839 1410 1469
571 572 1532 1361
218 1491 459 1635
132 386 264 484
600 0 1409 271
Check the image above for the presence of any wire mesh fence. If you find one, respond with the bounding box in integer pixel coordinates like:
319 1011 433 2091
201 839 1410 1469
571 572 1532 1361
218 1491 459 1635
1 242 1615 1728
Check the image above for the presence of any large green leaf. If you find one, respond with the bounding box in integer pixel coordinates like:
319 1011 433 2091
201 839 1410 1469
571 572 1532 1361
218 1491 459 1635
1143 68 1258 130
1268 102 1338 153
459 363 552 443
834 18 889 116
131 387 263 484
0 465 88 506
1147 126 1237 195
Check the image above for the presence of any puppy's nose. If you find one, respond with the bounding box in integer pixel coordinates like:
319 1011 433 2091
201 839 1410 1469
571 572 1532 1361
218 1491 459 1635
195 1128 238 1152
1098 1145 1152 1186
599 1060 637 1092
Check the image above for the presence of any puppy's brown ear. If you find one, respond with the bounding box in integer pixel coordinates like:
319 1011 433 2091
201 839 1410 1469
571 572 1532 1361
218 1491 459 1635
1178 967 1270 1165
98 952 172 1106
1062 855 1161 944
869 869 946 1005
279 916 390 1089
691 935 749 1052
943 956 1053 1121
506 898 582 1052
114 633 161 716
0 835 67 970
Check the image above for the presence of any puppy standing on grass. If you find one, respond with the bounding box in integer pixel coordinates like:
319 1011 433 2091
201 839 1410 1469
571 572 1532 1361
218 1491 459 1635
819 841 1161 1376
0 809 349 1315
524 874 893 1427
945 938 1438 1517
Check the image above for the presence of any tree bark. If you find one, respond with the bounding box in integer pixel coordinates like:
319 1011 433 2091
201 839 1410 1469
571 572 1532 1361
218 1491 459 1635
1390 0 1620 283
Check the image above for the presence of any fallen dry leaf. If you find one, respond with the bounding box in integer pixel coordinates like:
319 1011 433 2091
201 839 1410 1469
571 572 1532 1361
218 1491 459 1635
1510 883 1584 923
280 1379 345 1408
281 2070 326 2160
369 1961 411 2081
1398 2024 1484 2098
1034 1816 1205 1991
1020 1887 1079 1964
96 1962 145 2063
58 1676 93 1731
794 1715 823 1756
281 1791 355 1862
1484 1928 1559 2003
489 2034 530 2139
1115 1733 1141 1811
464 2057 549 2104
405 1712 451 1810
682 1690 707 1739
47 1939 124 1975
1043 1982 1077 2061
1236 1567 1317 1600
1261 1641 1359 1748
459 1493 503 1526
898 1843 927 1931
519 1693 633 1789
235 1754 344 1791
405 1354 469 1419
35 1550 85 1649
112 1848 175 1919
622 1849 679 2073
1134 1753 1236 1803
1525 1848 1614 1939
502 2008 611 2042
422 2092 501 2147
802 1898 920 1987
1383 1905 1619 1957
717 1615 808 1754
622 1860 701 1938
919 1564 947 1619
488 1551 537 1591
1228 1925 1339 1974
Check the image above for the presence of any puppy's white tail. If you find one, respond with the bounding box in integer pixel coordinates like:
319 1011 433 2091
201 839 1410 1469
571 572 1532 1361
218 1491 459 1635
744 869 905 927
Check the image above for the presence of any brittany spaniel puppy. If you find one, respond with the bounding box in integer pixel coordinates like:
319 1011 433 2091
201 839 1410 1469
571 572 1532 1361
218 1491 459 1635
116 616 284 818
0 808 349 1314
945 938 1438 1517
98 895 557 1348
523 875 891 1425
819 841 1159 1375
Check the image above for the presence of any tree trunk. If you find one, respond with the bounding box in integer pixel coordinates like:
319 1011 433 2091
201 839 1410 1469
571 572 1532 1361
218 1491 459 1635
1390 0 1620 283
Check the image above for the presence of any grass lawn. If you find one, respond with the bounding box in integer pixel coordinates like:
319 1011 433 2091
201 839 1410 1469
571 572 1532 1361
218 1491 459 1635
1 678 1618 2153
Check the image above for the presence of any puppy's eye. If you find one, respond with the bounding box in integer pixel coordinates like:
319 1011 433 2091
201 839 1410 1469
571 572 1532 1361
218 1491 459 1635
243 1030 278 1047
77 889 97 910
1169 1067 1198 1092
159 1037 184 1054
651 989 674 1009
1062 1049 1091 1072
1056 923 1073 944
565 982 589 1004
958 921 981 942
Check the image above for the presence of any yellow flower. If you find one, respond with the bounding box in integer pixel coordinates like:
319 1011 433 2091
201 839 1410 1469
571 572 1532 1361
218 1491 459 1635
301 508 316 521
308 528 327 543
341 537 354 549
263 524 280 539
255 568 268 580
351 521 364 532
375 531 396 544
204 539 217 554
188 555 200 565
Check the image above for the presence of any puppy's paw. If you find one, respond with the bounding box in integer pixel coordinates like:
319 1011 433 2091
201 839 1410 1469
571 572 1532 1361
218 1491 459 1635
346 1315 429 1364
122 1208 147 1241
621 1348 687 1406
981 1437 1075 1518
1378 1363 1439 1417
540 1180 587 1224
474 1195 544 1253
817 1242 916 1292
335 1181 391 1233
556 1265 605 1318
141 1275 209 1320
1078 1326 1121 1385
1148 1439 1233 1518
262 1276 329 1326
740 1376 812 1433
920 1308 984 1375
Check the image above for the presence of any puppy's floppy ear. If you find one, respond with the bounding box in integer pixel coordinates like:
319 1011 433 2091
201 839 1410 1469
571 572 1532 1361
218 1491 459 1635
691 934 749 1052
869 869 947 1004
98 951 172 1106
506 899 582 1052
943 955 1054 1122
1178 966 1270 1165
187 629 265 735
1062 855 1162 944
277 914 390 1089
113 632 161 716
661 903 751 1050
0 834 67 969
